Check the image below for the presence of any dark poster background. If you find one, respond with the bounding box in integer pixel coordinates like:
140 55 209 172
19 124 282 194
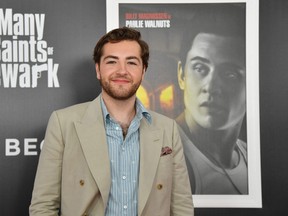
0 0 288 215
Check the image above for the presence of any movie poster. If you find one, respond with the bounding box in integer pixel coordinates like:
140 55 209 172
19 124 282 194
107 0 261 208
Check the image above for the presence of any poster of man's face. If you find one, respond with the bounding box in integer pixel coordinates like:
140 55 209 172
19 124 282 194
107 0 261 208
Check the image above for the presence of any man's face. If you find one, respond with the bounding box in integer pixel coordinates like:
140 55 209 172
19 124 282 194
178 33 246 130
96 40 145 100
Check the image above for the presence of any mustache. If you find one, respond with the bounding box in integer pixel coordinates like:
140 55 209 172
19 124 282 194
110 75 131 80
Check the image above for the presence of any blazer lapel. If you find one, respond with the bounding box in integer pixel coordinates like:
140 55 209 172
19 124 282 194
138 118 163 215
74 97 111 209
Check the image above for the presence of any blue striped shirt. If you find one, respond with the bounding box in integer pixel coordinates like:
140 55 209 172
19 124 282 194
101 96 151 216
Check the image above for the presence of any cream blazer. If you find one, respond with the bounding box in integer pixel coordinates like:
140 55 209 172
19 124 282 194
29 96 194 216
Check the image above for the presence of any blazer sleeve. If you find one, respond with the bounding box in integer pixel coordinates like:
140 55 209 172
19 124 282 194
29 111 63 216
171 120 194 216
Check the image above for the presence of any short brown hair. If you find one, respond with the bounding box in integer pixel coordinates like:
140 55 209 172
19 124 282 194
93 27 149 70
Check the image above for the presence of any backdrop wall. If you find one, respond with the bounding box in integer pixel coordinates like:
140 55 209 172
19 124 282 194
0 0 105 215
1 0 288 215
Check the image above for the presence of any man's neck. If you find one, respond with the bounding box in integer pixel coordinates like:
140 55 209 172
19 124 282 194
184 113 242 169
101 92 136 126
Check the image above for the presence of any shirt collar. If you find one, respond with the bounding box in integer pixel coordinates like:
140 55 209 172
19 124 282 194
100 94 152 125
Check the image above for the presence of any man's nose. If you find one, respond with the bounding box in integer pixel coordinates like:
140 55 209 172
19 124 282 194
202 70 222 95
116 62 128 74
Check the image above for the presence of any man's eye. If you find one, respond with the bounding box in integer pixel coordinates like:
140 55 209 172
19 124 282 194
106 61 116 64
192 63 209 75
128 61 137 65
222 70 241 80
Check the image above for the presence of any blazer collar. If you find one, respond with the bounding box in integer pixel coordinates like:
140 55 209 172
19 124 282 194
138 117 163 215
74 96 111 209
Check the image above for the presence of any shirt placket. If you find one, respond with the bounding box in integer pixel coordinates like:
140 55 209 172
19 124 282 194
120 132 129 215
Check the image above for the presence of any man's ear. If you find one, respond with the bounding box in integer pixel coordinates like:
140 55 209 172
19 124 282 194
140 67 146 81
177 61 185 90
95 64 100 80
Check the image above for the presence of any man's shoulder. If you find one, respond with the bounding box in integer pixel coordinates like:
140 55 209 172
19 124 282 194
149 110 173 121
56 101 92 115
148 110 176 129
52 97 100 122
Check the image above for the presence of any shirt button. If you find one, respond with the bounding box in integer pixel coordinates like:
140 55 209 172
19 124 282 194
122 175 126 180
123 205 128 209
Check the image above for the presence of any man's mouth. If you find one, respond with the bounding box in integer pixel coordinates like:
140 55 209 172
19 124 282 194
200 101 226 113
111 78 131 84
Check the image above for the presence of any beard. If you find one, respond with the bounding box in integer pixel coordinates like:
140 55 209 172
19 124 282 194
99 76 141 100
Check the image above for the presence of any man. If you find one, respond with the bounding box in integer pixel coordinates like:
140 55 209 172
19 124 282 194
177 5 247 194
29 27 193 215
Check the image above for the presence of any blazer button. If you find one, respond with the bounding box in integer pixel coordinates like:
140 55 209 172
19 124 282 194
157 184 163 190
80 179 85 186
